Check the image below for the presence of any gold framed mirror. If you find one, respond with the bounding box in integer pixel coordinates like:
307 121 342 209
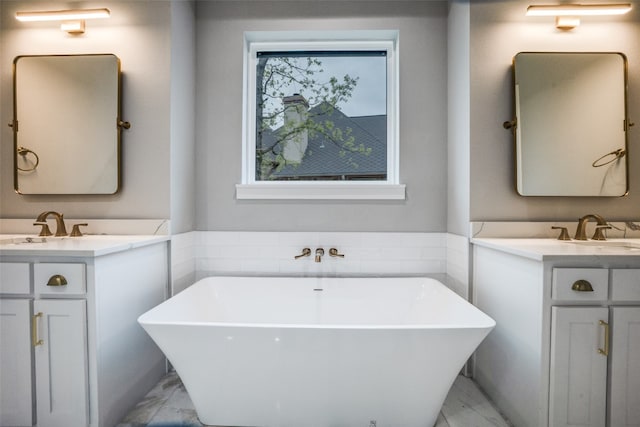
508 52 630 197
12 54 127 195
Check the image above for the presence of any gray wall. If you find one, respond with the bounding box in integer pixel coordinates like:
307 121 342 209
194 1 449 232
0 1 175 221
447 0 470 236
3 0 639 234
169 1 197 234
470 0 640 222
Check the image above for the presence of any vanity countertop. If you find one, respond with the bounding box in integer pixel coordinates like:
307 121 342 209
0 234 169 257
471 238 640 261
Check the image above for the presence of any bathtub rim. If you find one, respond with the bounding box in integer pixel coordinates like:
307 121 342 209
138 275 496 330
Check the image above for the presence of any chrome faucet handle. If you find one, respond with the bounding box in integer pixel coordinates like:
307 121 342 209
551 226 571 241
592 225 611 241
329 248 345 257
33 222 53 237
294 248 311 259
70 223 88 237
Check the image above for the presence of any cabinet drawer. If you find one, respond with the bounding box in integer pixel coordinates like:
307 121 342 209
552 268 608 301
34 263 86 295
0 263 31 294
611 269 640 301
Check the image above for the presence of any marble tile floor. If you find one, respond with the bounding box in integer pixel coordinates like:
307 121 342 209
116 372 512 427
117 371 512 427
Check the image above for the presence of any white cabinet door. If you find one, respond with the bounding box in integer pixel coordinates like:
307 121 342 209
609 307 640 427
549 306 608 427
0 299 33 426
33 299 88 427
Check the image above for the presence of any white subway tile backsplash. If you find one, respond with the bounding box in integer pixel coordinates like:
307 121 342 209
172 231 469 295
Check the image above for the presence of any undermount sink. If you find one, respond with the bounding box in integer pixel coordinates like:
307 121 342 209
0 236 51 245
567 240 640 250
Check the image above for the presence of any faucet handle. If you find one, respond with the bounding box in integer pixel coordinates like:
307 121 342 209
70 223 88 237
592 225 611 241
551 226 571 241
329 248 345 257
33 222 53 237
294 248 311 259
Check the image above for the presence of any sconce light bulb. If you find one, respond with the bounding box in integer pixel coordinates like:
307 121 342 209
526 3 631 17
16 8 110 22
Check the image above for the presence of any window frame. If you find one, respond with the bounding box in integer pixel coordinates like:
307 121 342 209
237 30 404 200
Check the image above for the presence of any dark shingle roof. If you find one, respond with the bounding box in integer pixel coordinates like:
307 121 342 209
263 103 386 180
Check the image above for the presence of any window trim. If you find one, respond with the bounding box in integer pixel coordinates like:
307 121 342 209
237 30 404 200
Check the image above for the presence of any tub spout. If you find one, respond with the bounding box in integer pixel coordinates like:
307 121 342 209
315 248 324 262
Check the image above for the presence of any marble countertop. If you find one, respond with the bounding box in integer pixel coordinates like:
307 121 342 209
471 238 640 261
0 234 169 257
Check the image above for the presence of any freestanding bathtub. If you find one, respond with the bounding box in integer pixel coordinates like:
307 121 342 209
138 276 495 427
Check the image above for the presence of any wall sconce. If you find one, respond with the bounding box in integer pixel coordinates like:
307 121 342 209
15 8 110 34
526 3 632 30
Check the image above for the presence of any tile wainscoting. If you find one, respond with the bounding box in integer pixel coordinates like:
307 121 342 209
170 231 470 297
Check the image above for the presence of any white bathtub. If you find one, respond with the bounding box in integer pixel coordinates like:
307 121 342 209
138 276 495 427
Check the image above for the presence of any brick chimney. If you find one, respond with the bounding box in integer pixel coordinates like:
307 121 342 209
282 94 309 164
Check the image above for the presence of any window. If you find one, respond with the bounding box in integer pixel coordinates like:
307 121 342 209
237 31 404 200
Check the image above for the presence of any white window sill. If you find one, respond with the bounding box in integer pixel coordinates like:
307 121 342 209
235 183 406 200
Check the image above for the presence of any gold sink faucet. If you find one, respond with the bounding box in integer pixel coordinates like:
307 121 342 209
34 211 67 237
574 214 609 240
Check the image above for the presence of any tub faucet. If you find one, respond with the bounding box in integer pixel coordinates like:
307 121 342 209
35 211 67 237
574 214 608 240
315 248 325 263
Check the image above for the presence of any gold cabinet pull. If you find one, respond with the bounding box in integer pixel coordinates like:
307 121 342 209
598 320 609 356
571 279 594 292
47 274 68 287
32 312 43 347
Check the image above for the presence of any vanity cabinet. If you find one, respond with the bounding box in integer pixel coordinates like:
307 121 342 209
549 306 608 427
549 269 640 427
33 299 89 427
0 298 33 426
1 263 89 427
0 238 169 427
471 240 640 427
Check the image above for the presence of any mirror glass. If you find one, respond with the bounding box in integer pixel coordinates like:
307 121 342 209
512 52 629 197
13 54 123 195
